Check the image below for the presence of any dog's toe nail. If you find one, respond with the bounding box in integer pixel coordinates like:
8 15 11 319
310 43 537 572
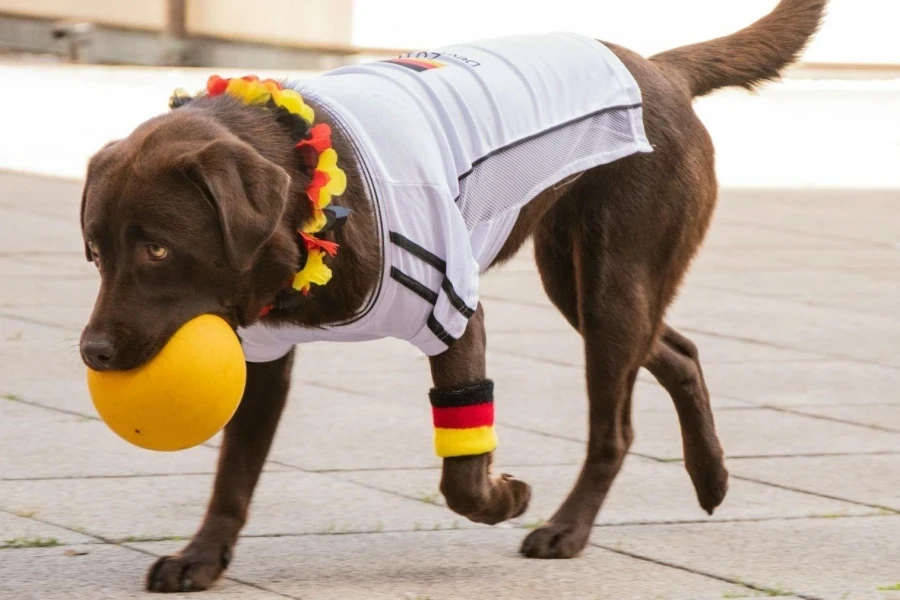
182 578 192 592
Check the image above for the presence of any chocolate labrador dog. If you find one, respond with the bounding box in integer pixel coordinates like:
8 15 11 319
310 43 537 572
79 0 825 592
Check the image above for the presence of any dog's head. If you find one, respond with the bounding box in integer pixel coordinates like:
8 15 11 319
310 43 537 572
79 109 293 371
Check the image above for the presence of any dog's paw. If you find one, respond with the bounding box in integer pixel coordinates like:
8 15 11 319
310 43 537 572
690 461 729 515
499 473 532 520
520 520 590 559
146 546 231 593
466 473 532 525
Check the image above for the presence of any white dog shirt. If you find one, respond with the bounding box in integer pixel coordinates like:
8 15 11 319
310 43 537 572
239 32 652 362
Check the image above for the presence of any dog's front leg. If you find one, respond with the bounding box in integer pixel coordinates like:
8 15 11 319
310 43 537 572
147 349 294 593
429 304 531 525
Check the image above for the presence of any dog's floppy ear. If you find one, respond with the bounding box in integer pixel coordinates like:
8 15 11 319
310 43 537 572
81 140 120 261
185 138 291 271
80 185 92 261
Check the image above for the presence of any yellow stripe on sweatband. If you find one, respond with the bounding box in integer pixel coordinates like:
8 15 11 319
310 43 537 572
434 426 498 458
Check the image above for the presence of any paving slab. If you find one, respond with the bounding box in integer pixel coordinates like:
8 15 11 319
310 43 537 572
0 543 281 600
602 515 900 600
0 315 79 353
0 171 83 222
478 299 823 369
728 454 900 511
2 377 98 416
668 286 900 368
714 189 900 245
0 400 223 479
0 256 83 276
267 383 586 471
5 252 99 276
689 238 900 272
0 207 85 254
0 307 89 332
486 351 752 414
686 252 899 297
1 274 98 309
482 296 574 334
291 337 426 378
788 404 900 432
699 219 866 249
0 470 468 542
700 360 900 408
337 455 872 528
631 406 900 460
136 529 751 600
0 511 95 547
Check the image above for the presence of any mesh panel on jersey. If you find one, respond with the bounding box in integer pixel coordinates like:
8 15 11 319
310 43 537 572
456 106 641 229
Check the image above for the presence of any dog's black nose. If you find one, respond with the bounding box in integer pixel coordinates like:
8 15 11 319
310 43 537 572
81 335 117 371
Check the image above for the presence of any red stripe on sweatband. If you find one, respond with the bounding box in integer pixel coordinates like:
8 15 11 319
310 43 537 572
432 402 494 429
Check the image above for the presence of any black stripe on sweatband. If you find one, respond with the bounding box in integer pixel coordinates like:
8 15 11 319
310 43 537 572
429 380 494 408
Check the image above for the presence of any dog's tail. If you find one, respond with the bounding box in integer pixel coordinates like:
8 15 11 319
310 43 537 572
650 0 827 98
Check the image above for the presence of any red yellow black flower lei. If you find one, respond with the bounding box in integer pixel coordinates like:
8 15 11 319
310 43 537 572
170 75 347 310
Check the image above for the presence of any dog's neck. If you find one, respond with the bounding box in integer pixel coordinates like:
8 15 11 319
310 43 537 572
200 95 381 329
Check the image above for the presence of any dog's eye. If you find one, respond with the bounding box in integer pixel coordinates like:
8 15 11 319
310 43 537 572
147 244 169 260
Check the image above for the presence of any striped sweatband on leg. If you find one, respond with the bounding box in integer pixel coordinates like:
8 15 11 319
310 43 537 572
429 380 498 458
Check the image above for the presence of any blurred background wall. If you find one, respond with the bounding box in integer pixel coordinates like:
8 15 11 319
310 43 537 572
0 0 896 67
1 0 897 189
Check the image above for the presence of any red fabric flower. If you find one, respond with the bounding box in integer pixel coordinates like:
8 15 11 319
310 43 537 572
306 170 331 206
296 123 333 154
207 75 229 96
260 78 282 91
300 232 339 257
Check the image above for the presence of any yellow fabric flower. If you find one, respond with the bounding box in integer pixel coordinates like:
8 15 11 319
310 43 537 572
226 78 270 105
292 249 332 293
314 149 347 208
301 208 328 234
272 88 315 124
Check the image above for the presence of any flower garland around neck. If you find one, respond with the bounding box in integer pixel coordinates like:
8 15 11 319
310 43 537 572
170 75 349 315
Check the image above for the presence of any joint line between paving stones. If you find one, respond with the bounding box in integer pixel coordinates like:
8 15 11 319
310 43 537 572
494 421 900 513
480 293 899 372
119 543 301 600
0 505 112 546
679 326 900 372
714 216 894 250
2 393 101 421
759 404 900 434
0 311 81 332
717 450 900 460
592 541 824 600
690 281 900 320
1 471 219 482
0 505 299 599
729 473 900 514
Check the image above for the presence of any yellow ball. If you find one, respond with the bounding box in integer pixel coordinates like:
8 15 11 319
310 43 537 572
87 314 246 451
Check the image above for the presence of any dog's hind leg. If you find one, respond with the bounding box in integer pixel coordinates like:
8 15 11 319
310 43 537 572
534 220 728 518
645 325 728 514
146 350 294 593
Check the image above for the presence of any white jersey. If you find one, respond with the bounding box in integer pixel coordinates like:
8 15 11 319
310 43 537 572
239 33 652 362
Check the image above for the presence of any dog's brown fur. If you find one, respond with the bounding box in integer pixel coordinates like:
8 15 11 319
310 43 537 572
78 0 825 591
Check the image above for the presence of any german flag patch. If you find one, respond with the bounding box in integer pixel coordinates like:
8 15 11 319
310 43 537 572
382 57 446 72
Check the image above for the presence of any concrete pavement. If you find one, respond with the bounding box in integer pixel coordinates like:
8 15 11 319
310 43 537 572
1 170 899 599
